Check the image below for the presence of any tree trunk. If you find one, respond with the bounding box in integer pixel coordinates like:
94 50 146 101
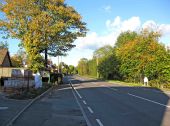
45 48 48 68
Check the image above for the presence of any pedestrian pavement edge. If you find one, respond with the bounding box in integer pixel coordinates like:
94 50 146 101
5 86 53 126
69 80 92 126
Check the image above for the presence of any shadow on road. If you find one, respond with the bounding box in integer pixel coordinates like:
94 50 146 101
68 76 170 126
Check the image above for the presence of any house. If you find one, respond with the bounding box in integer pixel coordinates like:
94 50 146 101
0 48 12 67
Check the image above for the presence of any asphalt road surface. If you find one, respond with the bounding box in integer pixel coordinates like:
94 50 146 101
68 75 170 126
7 75 170 126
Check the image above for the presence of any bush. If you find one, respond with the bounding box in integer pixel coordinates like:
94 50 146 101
7 83 52 100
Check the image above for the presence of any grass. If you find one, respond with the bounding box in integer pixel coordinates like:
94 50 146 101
107 80 143 87
79 75 143 86
78 75 170 92
107 80 170 92
79 74 98 80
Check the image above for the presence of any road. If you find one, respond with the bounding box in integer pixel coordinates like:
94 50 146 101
6 75 170 126
68 75 170 126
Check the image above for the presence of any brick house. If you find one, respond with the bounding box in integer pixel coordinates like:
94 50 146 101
0 48 12 67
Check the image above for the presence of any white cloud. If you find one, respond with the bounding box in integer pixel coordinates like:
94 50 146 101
121 17 141 31
52 48 94 66
74 16 170 51
106 16 141 32
142 20 170 36
74 32 119 50
159 24 170 35
75 16 141 50
142 20 157 30
103 5 112 12
106 16 121 30
57 16 170 66
75 32 98 50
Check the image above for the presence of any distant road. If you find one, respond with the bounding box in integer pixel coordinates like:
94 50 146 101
68 75 170 126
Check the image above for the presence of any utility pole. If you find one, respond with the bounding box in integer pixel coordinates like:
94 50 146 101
96 57 99 78
61 56 62 73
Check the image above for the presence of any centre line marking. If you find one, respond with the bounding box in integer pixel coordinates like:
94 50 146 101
75 89 82 99
70 82 92 126
83 100 87 105
0 107 8 110
96 119 104 126
87 107 94 114
107 87 118 91
128 93 170 108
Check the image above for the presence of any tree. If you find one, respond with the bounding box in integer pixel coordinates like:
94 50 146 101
68 65 75 74
93 45 113 58
0 0 87 71
115 31 137 48
77 58 88 75
11 49 27 67
93 45 120 79
11 54 23 67
88 59 97 77
0 41 8 49
116 29 170 84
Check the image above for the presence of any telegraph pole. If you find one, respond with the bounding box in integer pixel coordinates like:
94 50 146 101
96 57 99 78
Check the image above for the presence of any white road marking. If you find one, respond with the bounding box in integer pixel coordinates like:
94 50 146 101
75 89 82 99
87 106 94 114
0 107 8 110
70 82 92 126
83 100 87 105
153 90 162 93
107 87 118 91
128 93 170 108
69 79 82 99
96 119 104 126
92 82 96 84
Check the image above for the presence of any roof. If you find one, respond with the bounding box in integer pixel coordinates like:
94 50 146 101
0 48 12 66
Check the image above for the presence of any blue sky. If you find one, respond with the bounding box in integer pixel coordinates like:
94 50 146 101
62 0 170 66
1 0 170 66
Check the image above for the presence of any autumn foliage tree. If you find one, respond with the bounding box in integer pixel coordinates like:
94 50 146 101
11 49 27 67
116 29 170 84
77 29 170 86
0 41 8 49
0 0 86 71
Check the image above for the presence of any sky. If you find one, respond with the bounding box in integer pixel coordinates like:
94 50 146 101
1 0 170 66
62 0 170 66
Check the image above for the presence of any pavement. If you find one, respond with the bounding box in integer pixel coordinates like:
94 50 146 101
69 75 170 126
11 78 87 126
0 91 31 126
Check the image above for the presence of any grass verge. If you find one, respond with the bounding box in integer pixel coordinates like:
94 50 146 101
78 75 170 92
107 80 143 87
78 75 98 80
